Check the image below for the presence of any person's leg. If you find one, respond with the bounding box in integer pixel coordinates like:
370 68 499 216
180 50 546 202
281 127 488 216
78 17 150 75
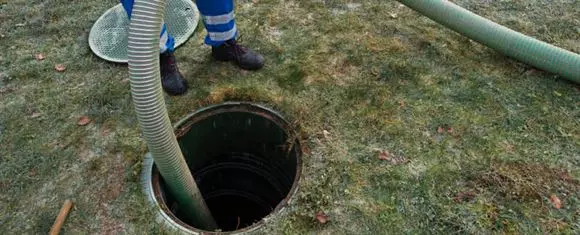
120 0 186 95
197 0 265 70
196 0 237 46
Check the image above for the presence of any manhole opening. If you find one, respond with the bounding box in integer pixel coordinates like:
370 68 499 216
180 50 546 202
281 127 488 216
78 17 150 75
151 103 302 233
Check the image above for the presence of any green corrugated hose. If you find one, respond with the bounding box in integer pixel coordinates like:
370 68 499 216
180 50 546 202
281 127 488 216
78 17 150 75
397 0 580 83
127 0 217 230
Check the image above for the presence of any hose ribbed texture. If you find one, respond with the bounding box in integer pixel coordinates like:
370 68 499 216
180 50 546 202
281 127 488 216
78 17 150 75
127 0 217 230
397 0 580 83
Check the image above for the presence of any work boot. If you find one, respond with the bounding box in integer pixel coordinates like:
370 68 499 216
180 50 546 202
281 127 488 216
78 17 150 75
160 51 188 96
211 39 265 70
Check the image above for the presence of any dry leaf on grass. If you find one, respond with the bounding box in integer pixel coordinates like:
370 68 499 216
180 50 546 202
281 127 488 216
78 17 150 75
77 116 91 126
34 53 45 61
550 194 562 209
315 212 328 224
322 130 331 139
377 149 408 165
55 64 66 72
378 150 391 161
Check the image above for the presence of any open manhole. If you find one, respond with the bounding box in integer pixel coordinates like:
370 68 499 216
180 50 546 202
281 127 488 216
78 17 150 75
143 102 302 234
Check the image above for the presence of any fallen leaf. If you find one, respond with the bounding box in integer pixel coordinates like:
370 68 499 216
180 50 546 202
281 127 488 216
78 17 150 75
550 194 562 209
378 150 390 161
437 127 445 133
55 64 66 72
315 212 328 224
399 100 406 108
377 149 409 165
77 116 91 126
34 53 45 61
30 112 42 118
322 130 331 139
390 13 398 19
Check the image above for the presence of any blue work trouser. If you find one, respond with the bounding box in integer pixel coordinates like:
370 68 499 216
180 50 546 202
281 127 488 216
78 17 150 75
120 0 237 53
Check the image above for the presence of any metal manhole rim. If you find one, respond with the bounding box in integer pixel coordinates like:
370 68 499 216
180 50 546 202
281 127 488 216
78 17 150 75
141 102 303 235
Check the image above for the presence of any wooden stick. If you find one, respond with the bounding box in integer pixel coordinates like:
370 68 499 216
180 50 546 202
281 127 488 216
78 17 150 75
49 199 74 235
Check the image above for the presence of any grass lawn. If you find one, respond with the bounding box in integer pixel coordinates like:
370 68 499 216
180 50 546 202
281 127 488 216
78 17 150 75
1 0 579 234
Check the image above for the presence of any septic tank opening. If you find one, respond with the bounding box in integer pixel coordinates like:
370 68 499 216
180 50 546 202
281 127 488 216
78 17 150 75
150 103 302 233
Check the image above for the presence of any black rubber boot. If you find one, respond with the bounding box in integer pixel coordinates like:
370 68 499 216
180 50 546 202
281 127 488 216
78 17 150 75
160 51 188 96
211 39 265 70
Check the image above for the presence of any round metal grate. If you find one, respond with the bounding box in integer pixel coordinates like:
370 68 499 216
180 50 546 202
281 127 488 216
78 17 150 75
89 0 200 63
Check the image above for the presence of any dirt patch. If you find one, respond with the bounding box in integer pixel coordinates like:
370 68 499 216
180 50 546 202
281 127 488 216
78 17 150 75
99 213 125 235
95 201 125 235
454 191 476 203
93 153 128 235
467 162 579 201
100 154 126 203
540 218 570 234
365 35 408 54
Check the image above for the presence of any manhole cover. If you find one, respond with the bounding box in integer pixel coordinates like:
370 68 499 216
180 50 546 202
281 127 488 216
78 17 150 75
89 0 200 63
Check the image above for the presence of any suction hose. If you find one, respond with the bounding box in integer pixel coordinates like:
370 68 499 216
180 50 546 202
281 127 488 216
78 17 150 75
127 0 217 230
397 0 580 83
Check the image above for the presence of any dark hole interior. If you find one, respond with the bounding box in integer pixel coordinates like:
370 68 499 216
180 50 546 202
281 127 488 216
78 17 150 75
155 104 300 232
